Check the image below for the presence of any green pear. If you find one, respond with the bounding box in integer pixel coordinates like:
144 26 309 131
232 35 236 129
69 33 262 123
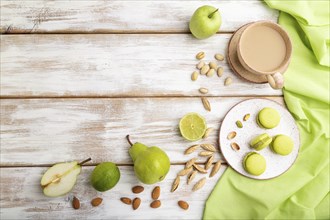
41 158 91 197
189 5 222 39
127 135 170 184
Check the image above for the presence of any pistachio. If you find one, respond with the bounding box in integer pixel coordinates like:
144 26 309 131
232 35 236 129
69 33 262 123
171 176 180 192
196 52 205 60
215 53 224 61
197 61 205 69
205 155 214 170
236 120 243 128
199 87 208 94
187 170 197 185
201 97 211 112
178 166 193 176
200 64 210 75
217 67 224 77
224 77 232 86
209 61 218 70
200 144 217 152
198 151 213 157
192 177 206 191
202 127 213 139
193 164 208 174
184 144 200 155
206 69 215 77
227 131 237 140
191 71 198 81
230 142 240 151
210 161 221 177
185 157 197 169
243 113 251 121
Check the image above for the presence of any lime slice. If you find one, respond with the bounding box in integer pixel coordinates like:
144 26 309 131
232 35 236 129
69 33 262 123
179 113 207 141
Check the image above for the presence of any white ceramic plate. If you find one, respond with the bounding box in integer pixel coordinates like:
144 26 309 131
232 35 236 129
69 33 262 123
219 98 300 180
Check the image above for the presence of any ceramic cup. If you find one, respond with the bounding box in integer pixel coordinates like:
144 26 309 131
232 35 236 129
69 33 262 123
236 21 292 89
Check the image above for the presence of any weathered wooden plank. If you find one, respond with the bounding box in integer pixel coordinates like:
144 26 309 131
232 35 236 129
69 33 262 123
0 34 282 97
0 97 283 166
0 0 278 34
0 165 226 219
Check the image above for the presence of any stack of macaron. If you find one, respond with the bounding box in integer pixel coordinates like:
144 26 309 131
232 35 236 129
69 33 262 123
243 107 294 176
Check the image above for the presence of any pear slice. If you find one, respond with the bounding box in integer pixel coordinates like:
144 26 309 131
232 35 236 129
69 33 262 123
41 158 91 197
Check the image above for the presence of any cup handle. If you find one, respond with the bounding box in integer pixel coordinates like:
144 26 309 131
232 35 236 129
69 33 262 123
266 72 284 90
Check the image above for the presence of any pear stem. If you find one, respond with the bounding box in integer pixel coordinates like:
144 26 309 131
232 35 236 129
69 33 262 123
78 157 92 166
208 8 219 18
126 135 133 147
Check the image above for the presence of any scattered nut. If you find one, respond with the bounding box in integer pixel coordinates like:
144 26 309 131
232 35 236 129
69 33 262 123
152 186 160 200
91 197 103 207
230 142 240 151
187 170 197 185
196 52 205 60
215 53 224 61
171 176 180 192
132 185 144 194
206 69 215 77
185 157 197 169
193 164 208 174
205 155 214 170
132 198 141 210
201 97 211 112
243 113 251 121
198 151 213 157
192 177 206 191
196 61 205 69
202 127 213 139
184 145 200 155
217 67 224 77
210 161 221 177
178 166 193 176
191 71 198 81
72 196 80 210
120 197 132 205
227 131 237 140
209 61 218 70
224 77 232 86
199 87 208 94
178 200 189 210
201 64 210 75
150 200 161 208
200 144 217 152
236 120 243 128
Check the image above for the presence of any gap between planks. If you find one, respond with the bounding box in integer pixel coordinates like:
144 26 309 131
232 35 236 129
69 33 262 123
1 31 235 35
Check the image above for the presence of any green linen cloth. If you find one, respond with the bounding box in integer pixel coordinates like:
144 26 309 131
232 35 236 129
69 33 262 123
203 1 330 219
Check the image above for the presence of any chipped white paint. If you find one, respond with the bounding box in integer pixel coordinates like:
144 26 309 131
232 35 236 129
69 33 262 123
0 0 278 33
0 165 226 219
0 34 282 97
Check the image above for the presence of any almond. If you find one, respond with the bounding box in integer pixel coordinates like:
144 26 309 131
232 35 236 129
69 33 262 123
152 186 160 200
132 197 141 210
178 200 189 210
132 185 144 194
72 196 80 210
120 197 132 205
91 197 103 207
150 200 161 208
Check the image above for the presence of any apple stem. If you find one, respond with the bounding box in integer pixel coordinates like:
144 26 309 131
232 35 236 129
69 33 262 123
126 135 133 147
208 8 219 18
78 157 92 166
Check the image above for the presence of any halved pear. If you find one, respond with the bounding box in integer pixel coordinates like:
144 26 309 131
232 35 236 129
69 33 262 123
41 158 91 197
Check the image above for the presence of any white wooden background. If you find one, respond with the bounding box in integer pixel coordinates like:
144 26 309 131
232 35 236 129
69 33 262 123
0 1 280 219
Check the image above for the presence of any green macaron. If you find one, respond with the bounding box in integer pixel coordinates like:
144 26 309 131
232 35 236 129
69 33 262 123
257 107 280 129
250 133 273 151
243 152 266 176
271 135 294 155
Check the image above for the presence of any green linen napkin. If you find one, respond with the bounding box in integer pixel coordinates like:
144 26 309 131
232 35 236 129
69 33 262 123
203 1 330 219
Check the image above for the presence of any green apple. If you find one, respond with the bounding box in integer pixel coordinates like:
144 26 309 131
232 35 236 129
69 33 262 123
126 135 170 184
90 162 120 192
41 158 91 197
189 5 222 39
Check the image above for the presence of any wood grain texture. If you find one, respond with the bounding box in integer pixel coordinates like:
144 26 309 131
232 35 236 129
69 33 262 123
1 34 282 97
0 97 283 166
0 165 226 219
0 0 278 34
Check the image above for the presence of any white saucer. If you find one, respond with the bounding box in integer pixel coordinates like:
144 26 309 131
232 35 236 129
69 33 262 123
219 98 300 180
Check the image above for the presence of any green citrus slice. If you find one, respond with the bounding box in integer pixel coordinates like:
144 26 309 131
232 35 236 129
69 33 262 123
179 113 207 141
